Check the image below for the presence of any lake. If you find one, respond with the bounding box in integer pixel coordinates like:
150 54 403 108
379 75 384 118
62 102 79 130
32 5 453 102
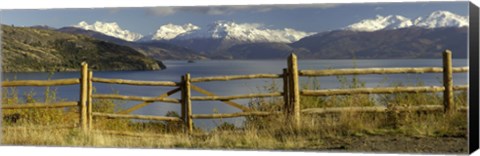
1 59 468 130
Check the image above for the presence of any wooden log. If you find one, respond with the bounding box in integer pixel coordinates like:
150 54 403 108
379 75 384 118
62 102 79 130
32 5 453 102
452 67 469 73
192 111 281 119
190 84 251 112
190 92 282 101
190 74 283 82
92 77 179 86
443 50 454 114
453 85 469 90
87 71 93 129
299 67 468 77
117 87 181 114
301 86 445 96
92 94 180 104
92 112 182 122
1 101 78 109
287 53 301 129
2 78 80 87
184 73 193 133
282 68 291 117
79 62 88 131
301 105 445 115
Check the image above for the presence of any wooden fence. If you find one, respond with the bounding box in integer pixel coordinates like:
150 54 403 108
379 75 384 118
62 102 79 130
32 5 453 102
1 50 469 133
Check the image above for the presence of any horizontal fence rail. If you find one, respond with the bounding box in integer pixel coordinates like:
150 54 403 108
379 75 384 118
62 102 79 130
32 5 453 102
299 67 469 77
92 112 182 122
1 50 470 135
301 85 468 96
1 78 80 87
190 74 283 82
190 92 283 101
191 111 281 119
92 77 179 86
1 101 79 109
91 94 180 104
301 105 468 115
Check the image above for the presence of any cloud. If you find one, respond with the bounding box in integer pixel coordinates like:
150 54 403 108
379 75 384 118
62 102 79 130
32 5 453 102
147 7 176 16
146 3 341 16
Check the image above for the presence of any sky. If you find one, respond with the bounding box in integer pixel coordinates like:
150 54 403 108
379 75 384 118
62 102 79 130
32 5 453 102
0 1 469 35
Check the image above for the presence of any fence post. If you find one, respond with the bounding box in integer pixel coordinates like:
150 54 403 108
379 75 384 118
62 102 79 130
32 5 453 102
87 70 93 130
182 73 193 134
287 54 300 129
282 68 291 119
79 62 88 131
443 50 454 114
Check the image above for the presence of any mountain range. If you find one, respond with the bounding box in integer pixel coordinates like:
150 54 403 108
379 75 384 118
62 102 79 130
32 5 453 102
1 10 469 72
64 10 468 59
344 10 468 31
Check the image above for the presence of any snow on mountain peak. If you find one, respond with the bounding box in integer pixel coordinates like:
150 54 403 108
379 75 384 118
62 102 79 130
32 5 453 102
414 10 468 28
345 10 468 32
73 21 144 42
152 23 200 40
169 21 315 43
345 15 413 31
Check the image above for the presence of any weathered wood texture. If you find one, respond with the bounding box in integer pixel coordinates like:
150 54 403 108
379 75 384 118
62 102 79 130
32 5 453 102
190 74 283 82
299 67 468 77
118 88 181 114
191 92 282 101
1 101 78 109
301 86 448 96
192 111 281 119
92 112 182 121
190 84 251 112
183 73 193 133
443 50 455 114
79 62 88 131
87 71 93 129
92 77 179 86
92 94 180 103
301 105 467 115
453 85 469 90
287 54 301 129
2 78 80 87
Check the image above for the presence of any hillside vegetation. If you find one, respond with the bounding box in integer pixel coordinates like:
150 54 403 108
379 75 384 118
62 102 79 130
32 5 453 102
1 25 165 72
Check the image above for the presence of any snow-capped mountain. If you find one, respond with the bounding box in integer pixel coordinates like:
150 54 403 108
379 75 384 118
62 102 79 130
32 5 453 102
152 23 200 40
74 21 144 42
414 11 469 28
345 15 413 31
153 21 315 43
345 11 468 32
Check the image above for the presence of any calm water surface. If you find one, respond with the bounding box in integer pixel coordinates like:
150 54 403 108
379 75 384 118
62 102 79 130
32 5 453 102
1 59 468 129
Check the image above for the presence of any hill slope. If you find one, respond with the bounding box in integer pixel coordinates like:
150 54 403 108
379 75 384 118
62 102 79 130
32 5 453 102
290 27 467 59
57 27 207 60
1 25 164 72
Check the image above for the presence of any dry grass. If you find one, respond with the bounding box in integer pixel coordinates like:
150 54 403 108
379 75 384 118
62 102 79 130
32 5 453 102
1 75 468 153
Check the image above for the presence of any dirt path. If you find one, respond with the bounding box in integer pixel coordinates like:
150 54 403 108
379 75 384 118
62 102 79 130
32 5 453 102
316 135 468 154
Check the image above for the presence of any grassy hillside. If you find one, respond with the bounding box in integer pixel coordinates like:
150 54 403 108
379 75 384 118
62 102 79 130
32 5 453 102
1 25 165 72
